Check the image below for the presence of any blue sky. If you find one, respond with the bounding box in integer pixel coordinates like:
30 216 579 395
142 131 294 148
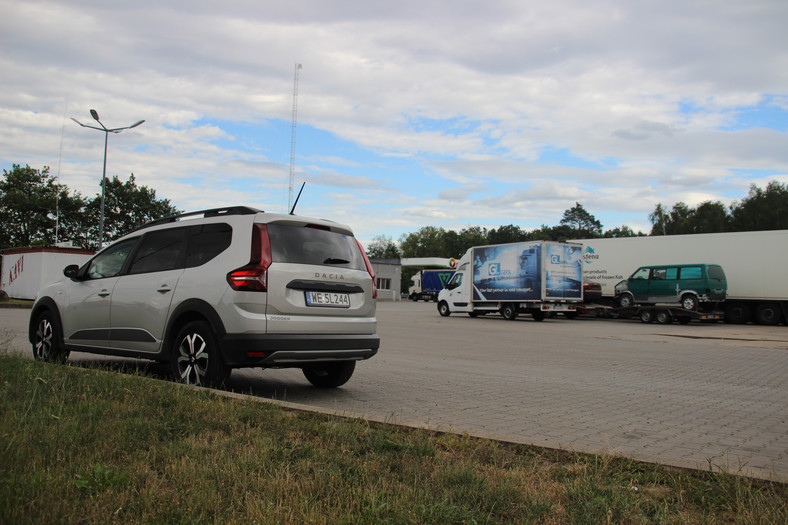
1 0 787 247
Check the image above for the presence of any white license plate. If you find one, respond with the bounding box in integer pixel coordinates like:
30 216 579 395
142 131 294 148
304 291 351 308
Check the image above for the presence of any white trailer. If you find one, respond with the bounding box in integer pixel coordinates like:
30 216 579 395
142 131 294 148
578 230 788 325
437 241 583 321
1 247 94 301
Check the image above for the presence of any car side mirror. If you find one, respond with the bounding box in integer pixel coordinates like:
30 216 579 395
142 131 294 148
63 264 80 281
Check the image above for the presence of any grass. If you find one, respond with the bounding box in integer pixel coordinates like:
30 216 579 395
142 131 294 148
0 344 785 523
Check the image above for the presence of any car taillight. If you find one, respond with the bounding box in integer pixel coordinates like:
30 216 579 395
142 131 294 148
227 224 272 292
356 239 377 299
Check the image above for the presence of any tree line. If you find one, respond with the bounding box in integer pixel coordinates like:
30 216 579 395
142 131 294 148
0 164 178 250
367 180 788 261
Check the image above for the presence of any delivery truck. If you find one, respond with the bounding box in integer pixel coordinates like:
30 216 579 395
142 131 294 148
408 269 456 301
437 241 583 321
578 230 788 325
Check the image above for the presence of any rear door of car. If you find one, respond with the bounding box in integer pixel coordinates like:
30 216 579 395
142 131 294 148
263 221 376 335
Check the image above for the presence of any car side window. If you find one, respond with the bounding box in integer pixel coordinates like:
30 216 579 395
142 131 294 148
631 268 649 280
680 267 702 280
186 223 232 268
85 238 139 279
128 228 187 274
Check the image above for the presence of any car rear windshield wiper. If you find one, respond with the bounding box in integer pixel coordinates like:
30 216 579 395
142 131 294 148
323 258 350 265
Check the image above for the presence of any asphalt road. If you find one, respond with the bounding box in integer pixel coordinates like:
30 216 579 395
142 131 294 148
3 302 787 481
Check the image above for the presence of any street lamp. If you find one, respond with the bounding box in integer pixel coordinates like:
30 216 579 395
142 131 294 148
72 109 144 248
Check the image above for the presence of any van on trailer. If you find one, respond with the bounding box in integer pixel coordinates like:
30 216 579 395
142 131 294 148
614 263 727 311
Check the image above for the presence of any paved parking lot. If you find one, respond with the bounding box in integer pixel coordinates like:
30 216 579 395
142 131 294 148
3 302 787 481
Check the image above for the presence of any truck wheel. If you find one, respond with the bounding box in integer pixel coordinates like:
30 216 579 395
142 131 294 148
639 309 654 323
724 303 752 324
656 310 672 324
500 303 518 321
754 303 783 326
468 312 478 318
563 312 578 320
681 294 699 311
617 294 634 308
438 301 451 317
531 311 546 322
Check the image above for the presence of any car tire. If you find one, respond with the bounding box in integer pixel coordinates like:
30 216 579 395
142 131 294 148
32 311 69 363
172 320 229 387
681 294 699 311
438 301 451 317
303 361 355 388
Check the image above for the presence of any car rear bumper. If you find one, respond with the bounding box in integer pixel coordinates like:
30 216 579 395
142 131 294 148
220 333 380 367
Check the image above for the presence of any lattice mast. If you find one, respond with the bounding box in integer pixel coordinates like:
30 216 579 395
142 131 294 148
288 63 302 211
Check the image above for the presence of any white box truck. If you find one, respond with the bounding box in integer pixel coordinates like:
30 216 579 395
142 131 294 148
437 241 583 321
578 230 788 325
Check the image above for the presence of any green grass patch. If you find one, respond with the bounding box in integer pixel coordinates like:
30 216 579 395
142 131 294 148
0 353 785 524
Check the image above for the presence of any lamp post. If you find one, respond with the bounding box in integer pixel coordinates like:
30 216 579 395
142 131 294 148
72 109 144 249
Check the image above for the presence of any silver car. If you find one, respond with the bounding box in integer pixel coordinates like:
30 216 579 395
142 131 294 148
29 206 379 388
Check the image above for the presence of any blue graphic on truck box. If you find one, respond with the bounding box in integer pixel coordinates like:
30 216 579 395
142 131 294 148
544 243 582 299
472 243 542 301
422 270 455 293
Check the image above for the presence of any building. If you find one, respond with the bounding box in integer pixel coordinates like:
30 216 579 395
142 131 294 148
370 258 402 301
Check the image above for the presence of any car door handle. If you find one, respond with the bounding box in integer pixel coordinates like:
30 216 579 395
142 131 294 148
157 285 172 294
98 289 111 297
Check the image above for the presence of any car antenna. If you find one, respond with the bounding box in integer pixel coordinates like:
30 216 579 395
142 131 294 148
289 182 306 215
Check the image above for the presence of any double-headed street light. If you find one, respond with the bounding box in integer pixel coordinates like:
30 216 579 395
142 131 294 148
72 109 144 249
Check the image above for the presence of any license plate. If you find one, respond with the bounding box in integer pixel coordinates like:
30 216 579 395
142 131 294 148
305 291 351 308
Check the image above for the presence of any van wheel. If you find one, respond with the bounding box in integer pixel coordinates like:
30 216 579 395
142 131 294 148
501 303 518 321
681 295 699 311
656 310 672 324
755 303 783 326
617 294 634 308
32 311 69 363
438 301 451 317
639 309 654 323
172 321 229 387
303 361 355 388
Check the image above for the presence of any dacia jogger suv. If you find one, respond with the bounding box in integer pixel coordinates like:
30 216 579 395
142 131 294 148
29 206 379 388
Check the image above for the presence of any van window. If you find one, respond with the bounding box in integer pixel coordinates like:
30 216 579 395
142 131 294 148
631 268 650 280
665 267 678 279
708 265 726 280
680 266 702 280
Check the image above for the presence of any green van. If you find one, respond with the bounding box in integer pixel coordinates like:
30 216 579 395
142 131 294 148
614 264 727 310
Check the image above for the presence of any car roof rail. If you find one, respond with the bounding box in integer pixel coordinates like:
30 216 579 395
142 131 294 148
135 206 262 232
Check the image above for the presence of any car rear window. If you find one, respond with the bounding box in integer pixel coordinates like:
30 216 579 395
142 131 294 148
267 224 366 270
186 223 232 268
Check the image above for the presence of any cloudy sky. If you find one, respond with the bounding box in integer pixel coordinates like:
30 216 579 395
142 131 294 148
2 0 787 245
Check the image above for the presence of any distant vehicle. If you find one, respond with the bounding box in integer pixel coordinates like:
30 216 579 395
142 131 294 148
583 281 602 303
408 269 455 302
437 241 583 321
579 230 788 325
614 264 727 311
29 206 379 388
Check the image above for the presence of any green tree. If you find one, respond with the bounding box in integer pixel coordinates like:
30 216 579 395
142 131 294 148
603 225 642 238
0 164 87 248
729 181 788 231
84 174 179 247
692 201 730 233
487 224 529 244
399 226 450 258
559 202 603 238
365 235 401 259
